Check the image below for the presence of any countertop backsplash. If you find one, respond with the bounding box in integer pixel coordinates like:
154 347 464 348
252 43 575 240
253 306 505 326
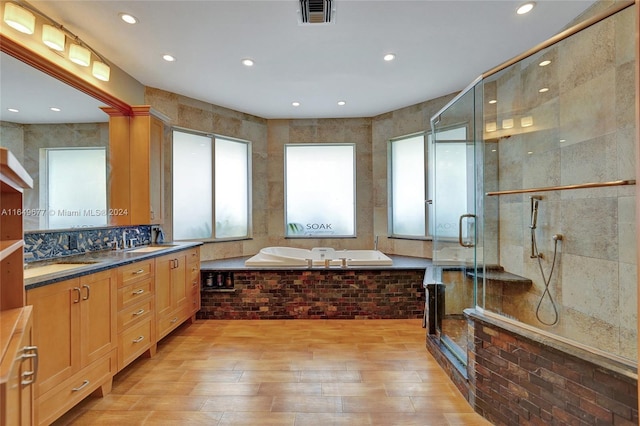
24 225 153 262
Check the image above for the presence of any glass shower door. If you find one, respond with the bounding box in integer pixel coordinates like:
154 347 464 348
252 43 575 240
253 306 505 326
429 87 478 365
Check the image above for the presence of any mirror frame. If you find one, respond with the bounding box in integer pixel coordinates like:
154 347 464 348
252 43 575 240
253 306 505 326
0 34 131 116
1 34 141 229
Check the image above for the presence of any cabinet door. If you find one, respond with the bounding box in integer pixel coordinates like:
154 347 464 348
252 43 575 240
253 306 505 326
0 308 35 426
79 270 116 367
26 279 81 398
172 253 188 311
155 255 173 318
149 116 164 224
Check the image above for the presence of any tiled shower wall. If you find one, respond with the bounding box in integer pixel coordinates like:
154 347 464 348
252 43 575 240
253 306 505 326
484 5 637 361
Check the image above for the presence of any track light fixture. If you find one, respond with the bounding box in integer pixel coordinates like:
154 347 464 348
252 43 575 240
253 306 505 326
3 1 111 82
3 2 34 34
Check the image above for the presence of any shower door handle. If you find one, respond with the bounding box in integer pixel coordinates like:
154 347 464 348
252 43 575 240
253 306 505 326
458 214 476 248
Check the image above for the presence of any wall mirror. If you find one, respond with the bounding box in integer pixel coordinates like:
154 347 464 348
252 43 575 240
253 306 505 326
0 50 119 231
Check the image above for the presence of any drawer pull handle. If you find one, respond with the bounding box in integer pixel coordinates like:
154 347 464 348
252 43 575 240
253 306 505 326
132 336 145 343
133 269 145 275
73 287 81 303
133 309 145 316
192 280 198 286
20 346 39 385
170 317 178 324
132 289 145 295
72 380 90 392
82 284 90 301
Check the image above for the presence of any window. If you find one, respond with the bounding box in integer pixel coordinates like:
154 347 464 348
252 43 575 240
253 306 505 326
388 134 427 238
285 144 355 237
42 147 107 229
427 125 470 239
172 130 251 240
388 125 469 240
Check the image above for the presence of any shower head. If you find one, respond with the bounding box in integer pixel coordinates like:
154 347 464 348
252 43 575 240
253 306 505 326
530 197 540 229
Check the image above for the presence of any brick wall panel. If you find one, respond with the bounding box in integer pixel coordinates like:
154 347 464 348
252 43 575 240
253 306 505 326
466 314 638 426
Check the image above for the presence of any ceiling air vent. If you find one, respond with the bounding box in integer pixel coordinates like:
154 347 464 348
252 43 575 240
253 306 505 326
299 0 334 24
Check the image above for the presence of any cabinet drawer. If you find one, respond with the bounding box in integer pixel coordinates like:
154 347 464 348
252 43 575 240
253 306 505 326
118 260 154 287
118 319 153 370
118 298 153 331
189 265 200 287
186 247 200 265
36 353 114 426
157 305 191 340
117 278 153 309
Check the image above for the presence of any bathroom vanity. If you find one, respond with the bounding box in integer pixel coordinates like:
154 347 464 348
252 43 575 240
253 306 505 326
23 242 201 425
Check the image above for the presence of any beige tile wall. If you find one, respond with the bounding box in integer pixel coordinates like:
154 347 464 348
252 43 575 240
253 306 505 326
145 86 456 261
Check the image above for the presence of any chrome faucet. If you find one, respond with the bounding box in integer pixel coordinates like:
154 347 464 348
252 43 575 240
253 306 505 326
122 230 127 248
374 235 379 251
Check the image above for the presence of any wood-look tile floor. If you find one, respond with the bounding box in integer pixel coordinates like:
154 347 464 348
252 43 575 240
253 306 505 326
53 319 492 426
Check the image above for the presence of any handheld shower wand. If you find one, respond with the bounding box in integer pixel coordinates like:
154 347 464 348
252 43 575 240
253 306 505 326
530 198 539 229
530 197 541 258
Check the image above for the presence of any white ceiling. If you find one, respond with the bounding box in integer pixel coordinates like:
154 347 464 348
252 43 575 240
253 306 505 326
2 0 597 123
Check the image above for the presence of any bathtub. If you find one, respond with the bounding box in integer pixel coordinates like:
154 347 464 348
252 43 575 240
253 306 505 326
245 247 393 267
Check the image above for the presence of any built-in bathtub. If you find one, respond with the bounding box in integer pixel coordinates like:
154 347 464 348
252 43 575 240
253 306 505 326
244 246 393 267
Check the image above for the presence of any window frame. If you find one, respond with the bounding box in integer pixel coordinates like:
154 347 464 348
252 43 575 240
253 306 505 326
41 146 108 229
284 143 357 239
387 132 429 240
172 127 252 242
427 123 471 242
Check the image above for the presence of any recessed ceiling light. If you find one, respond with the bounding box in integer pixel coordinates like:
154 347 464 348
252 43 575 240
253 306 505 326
527 151 534 155
241 58 254 67
119 13 138 24
383 53 395 62
7 108 19 113
292 102 300 107
516 2 535 15
162 54 176 62
539 60 551 67
488 99 497 104
337 101 346 106
50 107 61 112
538 87 549 93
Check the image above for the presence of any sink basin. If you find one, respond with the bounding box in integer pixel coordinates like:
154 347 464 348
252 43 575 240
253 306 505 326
127 245 175 253
24 261 99 279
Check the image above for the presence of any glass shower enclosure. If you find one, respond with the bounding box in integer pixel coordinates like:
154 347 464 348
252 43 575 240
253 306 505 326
429 83 484 365
429 2 636 365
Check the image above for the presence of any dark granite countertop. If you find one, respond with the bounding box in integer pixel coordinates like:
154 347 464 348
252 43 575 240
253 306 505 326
201 255 432 271
24 241 203 290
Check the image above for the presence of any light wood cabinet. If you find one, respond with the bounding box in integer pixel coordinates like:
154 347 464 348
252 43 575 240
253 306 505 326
26 270 117 426
104 106 167 226
187 247 201 314
0 148 34 425
0 307 35 426
0 148 33 311
116 259 156 372
156 247 200 340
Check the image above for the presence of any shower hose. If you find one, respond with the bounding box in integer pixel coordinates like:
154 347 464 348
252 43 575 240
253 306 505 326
531 230 561 326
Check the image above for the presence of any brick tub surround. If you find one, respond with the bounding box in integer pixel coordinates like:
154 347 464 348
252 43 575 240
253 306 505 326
199 255 430 320
465 309 638 426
